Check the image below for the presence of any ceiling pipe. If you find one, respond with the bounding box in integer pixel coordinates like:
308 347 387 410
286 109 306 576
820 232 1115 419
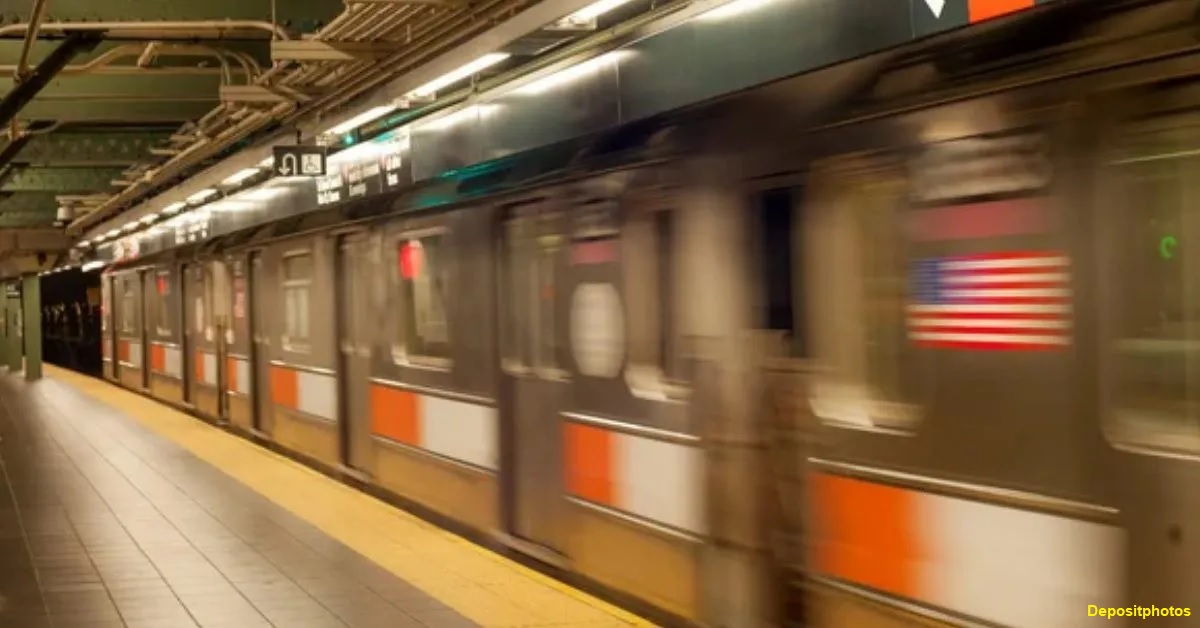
0 42 258 79
15 0 50 82
0 20 291 41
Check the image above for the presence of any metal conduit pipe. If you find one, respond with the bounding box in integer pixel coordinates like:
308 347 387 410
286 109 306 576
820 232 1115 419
301 3 496 92
71 0 494 231
0 20 292 40
0 43 256 79
352 6 420 43
15 0 50 81
300 0 521 113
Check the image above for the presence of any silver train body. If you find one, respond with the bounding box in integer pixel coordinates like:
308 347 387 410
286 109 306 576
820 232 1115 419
97 1 1200 625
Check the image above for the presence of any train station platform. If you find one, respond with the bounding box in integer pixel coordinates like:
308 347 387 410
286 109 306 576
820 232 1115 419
0 365 651 628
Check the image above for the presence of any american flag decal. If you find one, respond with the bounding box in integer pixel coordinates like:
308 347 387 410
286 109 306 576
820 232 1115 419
908 251 1072 350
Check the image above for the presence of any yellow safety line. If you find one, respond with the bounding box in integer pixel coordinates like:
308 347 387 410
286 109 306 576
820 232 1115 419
44 366 657 628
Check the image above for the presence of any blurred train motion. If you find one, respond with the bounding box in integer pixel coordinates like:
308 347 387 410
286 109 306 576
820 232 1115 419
93 0 1200 626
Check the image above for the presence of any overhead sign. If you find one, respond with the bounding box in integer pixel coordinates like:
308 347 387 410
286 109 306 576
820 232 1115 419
273 145 328 177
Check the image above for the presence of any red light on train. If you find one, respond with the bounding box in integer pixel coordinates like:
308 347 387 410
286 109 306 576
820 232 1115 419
400 240 423 280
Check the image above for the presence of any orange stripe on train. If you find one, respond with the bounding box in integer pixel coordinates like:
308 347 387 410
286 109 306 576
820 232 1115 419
369 384 420 445
151 345 166 373
563 423 615 506
269 365 298 409
808 472 921 599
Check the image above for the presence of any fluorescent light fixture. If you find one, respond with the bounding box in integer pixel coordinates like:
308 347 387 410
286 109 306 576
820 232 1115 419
515 52 626 96
696 0 774 21
162 201 186 215
122 222 138 232
81 260 105 273
562 0 635 23
105 228 120 238
258 157 272 168
139 212 159 225
186 188 218 204
325 105 398 135
419 105 488 132
221 168 261 186
410 53 510 98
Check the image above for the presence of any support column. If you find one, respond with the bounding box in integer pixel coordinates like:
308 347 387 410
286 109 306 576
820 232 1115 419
5 283 21 373
22 275 41 381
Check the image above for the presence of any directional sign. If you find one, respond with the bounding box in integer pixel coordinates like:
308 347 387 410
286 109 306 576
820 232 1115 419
273 145 328 177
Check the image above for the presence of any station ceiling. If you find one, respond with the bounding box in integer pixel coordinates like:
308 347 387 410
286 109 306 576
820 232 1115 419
0 0 548 275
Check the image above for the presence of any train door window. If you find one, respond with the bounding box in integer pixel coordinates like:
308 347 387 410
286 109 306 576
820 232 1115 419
1105 145 1200 451
754 187 803 356
808 164 926 430
154 271 172 338
622 207 684 395
121 280 136 334
395 231 450 363
503 206 562 371
282 251 312 352
193 269 206 335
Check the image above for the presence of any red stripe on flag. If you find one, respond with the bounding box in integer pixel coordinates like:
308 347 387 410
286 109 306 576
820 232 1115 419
914 339 1060 351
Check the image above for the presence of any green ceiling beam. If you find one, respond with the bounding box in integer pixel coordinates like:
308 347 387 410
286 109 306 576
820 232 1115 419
7 132 174 166
3 0 341 34
0 215 57 228
1 167 127 192
14 100 216 123
0 192 60 214
0 73 223 97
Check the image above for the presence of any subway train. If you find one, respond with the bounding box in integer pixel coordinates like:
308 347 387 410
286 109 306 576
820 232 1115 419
95 1 1200 626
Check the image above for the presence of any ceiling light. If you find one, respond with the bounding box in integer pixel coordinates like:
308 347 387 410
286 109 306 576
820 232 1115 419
162 201 186 215
221 168 261 186
140 213 159 225
325 105 398 135
409 53 510 99
561 0 635 23
186 188 218 204
81 261 105 273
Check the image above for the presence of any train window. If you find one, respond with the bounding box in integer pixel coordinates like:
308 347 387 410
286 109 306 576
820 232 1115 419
282 252 312 352
808 167 926 430
153 271 171 338
754 187 803 357
120 280 136 334
622 207 683 391
394 232 450 363
503 208 561 371
1106 153 1200 450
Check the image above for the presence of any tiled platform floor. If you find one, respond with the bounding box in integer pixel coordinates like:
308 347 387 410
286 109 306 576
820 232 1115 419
0 367 649 628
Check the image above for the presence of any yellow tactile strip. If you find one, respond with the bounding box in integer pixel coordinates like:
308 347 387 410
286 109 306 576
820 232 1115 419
45 366 656 628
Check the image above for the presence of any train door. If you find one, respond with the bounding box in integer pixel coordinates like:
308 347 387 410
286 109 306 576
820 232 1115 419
498 201 568 556
1097 112 1200 616
189 263 222 419
101 275 115 380
336 233 373 473
180 263 194 404
138 269 150 390
249 250 273 435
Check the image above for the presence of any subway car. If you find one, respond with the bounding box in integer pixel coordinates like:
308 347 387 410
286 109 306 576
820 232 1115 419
97 1 1200 626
